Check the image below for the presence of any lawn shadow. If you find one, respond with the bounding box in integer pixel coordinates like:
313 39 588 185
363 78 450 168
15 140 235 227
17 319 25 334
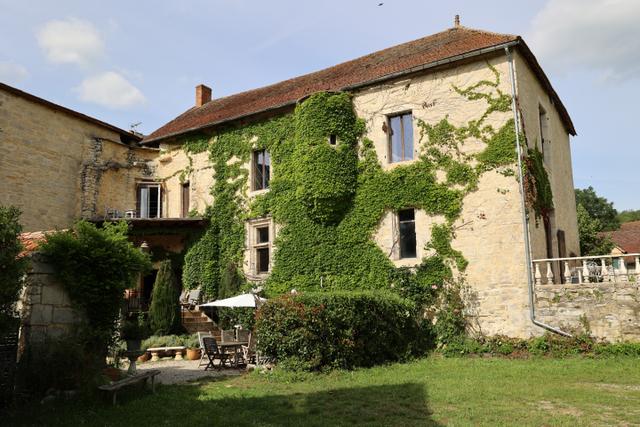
9 380 441 426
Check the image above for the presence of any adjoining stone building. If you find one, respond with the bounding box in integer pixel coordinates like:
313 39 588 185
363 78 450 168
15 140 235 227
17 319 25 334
0 82 156 232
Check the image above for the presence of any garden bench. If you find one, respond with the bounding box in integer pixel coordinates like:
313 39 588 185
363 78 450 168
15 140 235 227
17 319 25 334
146 346 186 361
99 369 160 406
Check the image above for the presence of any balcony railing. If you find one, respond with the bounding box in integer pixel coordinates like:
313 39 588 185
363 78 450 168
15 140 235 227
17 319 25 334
532 254 640 285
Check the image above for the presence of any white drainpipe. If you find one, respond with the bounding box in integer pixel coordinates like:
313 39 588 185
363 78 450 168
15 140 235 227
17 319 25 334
504 46 572 338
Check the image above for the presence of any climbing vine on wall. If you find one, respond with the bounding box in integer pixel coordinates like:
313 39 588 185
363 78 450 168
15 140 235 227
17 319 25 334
181 63 545 308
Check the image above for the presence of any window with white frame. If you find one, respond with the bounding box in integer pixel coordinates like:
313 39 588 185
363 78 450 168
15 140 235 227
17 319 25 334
137 183 162 218
249 219 272 275
388 112 414 163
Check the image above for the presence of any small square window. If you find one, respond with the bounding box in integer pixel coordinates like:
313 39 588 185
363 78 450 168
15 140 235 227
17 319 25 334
257 226 269 244
329 134 337 145
388 112 413 163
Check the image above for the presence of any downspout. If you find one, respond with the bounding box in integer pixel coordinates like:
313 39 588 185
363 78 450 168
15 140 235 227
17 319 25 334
504 47 572 337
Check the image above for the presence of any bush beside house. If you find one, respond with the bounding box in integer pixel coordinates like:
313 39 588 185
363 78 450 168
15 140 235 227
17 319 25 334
21 220 151 395
255 291 428 371
0 206 28 334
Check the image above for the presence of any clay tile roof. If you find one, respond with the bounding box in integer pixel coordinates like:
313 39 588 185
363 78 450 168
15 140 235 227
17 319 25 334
143 26 575 144
606 221 640 254
18 231 50 257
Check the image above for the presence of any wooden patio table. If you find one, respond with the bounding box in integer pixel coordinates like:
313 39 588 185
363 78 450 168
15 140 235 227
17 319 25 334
217 341 248 367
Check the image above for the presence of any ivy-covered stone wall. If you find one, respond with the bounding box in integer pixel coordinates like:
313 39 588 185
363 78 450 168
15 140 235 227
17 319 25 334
154 56 578 338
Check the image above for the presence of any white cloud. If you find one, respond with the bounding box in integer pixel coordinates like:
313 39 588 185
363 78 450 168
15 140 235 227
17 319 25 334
37 18 104 67
529 0 640 81
0 61 28 84
76 71 145 109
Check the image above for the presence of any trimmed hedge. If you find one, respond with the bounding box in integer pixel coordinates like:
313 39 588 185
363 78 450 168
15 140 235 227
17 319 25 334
255 291 428 370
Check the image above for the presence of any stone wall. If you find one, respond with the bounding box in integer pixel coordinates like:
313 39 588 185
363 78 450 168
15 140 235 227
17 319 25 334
19 254 82 346
535 282 640 341
0 87 157 231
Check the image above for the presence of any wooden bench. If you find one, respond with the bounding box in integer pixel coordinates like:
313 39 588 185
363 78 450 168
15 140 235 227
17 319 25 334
99 369 161 405
146 346 186 361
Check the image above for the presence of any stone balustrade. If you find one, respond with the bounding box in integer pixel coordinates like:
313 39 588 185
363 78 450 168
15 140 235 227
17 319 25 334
532 254 640 285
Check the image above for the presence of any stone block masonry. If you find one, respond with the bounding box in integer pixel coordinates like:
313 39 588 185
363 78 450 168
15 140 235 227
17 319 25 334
19 253 83 347
535 282 640 341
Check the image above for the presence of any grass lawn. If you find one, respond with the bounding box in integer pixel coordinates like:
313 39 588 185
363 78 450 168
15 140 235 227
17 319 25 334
8 356 640 426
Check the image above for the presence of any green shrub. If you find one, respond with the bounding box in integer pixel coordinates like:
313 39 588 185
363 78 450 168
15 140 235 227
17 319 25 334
439 333 640 359
0 206 28 333
141 334 198 350
255 291 428 371
148 260 182 335
39 221 151 357
217 307 256 331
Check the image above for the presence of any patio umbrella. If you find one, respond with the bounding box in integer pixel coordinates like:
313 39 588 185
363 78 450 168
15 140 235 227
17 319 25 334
199 293 266 308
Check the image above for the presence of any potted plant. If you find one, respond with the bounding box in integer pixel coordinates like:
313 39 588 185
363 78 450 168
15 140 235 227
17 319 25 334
184 334 201 360
120 316 148 352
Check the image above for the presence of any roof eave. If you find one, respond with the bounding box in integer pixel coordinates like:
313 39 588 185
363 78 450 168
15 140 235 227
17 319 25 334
143 37 576 144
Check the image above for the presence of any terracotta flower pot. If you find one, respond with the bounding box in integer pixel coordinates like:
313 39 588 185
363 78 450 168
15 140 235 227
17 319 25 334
137 352 150 363
186 348 201 360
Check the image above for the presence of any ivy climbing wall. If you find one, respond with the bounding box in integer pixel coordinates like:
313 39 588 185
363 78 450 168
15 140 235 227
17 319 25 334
154 55 579 338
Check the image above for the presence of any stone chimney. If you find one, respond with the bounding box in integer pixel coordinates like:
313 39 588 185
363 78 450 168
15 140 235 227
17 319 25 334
454 14 460 27
195 84 212 107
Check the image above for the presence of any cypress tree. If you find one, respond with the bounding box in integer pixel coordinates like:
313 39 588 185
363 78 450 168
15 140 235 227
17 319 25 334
149 260 181 335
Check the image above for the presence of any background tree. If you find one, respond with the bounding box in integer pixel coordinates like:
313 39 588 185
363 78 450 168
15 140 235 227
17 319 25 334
617 209 640 224
149 260 182 335
574 186 619 231
0 206 28 333
577 204 614 256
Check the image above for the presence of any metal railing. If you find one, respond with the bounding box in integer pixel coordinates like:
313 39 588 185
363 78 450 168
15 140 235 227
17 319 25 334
532 254 640 285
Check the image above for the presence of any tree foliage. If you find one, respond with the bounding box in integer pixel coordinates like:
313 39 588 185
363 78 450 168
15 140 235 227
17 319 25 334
0 206 28 332
575 186 619 231
617 209 640 224
40 220 151 353
149 260 182 335
576 204 615 256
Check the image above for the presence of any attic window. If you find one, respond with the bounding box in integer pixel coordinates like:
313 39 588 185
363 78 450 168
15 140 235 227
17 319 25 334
329 134 337 146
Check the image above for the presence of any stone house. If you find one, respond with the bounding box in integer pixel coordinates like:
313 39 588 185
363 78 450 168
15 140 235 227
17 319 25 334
138 25 581 338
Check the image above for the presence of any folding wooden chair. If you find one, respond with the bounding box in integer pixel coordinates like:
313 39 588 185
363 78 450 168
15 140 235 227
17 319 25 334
202 337 229 371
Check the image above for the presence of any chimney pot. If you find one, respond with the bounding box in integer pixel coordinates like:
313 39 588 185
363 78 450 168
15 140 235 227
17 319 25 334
454 14 460 27
195 84 212 107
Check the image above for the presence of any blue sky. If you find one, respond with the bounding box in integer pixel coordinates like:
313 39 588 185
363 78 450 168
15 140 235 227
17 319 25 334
1 0 638 210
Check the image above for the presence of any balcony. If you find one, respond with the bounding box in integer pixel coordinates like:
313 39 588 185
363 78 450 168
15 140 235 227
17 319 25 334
532 254 640 285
